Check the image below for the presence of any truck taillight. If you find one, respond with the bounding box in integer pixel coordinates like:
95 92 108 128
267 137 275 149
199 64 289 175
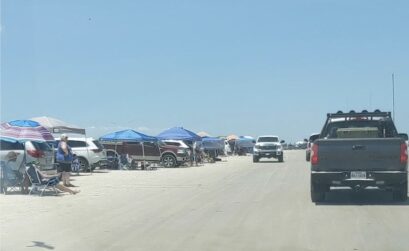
311 144 319 165
27 149 44 158
401 143 408 164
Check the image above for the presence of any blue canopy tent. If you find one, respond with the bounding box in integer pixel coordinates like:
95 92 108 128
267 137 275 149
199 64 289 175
235 137 256 155
100 129 157 142
201 137 224 150
157 127 201 166
99 129 158 169
157 127 202 141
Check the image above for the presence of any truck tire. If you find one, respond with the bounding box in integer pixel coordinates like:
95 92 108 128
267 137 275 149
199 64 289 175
161 154 177 168
306 152 310 162
311 182 326 203
393 182 408 202
253 156 259 163
278 155 284 163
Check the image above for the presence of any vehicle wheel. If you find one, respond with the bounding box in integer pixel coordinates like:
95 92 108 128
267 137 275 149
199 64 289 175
311 182 326 203
161 154 177 168
253 156 259 163
306 152 310 162
78 157 90 172
393 182 408 202
278 155 284 162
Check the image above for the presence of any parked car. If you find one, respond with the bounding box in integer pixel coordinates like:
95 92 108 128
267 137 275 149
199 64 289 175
253 136 284 162
306 133 320 161
310 110 408 202
54 137 107 172
0 139 55 173
101 141 189 168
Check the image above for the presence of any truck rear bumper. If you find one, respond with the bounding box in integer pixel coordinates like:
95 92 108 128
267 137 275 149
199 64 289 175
311 171 408 187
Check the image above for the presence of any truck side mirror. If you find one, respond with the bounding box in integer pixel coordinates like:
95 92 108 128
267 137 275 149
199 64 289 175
398 133 408 141
280 140 285 144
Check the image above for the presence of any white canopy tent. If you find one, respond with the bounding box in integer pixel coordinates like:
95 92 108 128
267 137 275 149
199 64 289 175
30 116 92 173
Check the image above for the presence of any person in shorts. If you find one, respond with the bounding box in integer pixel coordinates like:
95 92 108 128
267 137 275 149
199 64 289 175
56 134 74 187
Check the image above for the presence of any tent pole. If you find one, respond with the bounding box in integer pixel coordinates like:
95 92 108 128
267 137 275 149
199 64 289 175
142 142 146 170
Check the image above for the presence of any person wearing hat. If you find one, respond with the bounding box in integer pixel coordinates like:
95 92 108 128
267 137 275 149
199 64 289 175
3 151 30 193
56 134 75 187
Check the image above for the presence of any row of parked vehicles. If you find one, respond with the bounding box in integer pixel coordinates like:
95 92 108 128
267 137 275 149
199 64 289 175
0 137 202 174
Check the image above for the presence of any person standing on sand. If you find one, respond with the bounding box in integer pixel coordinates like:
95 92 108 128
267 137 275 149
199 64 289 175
56 134 75 187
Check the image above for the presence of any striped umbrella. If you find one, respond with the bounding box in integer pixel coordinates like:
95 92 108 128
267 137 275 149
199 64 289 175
0 120 55 142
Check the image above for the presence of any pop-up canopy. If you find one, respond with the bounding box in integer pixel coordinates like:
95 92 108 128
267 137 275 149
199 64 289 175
157 127 202 141
99 129 157 142
31 116 86 135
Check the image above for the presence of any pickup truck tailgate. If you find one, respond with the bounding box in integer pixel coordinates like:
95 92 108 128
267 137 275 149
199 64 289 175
314 138 404 171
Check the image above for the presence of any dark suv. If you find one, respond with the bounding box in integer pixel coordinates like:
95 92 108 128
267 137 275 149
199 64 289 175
101 141 189 168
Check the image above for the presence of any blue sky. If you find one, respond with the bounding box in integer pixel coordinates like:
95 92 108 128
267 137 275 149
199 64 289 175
1 0 408 142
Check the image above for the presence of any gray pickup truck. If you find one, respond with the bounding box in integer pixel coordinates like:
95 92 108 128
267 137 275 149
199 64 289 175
310 110 408 202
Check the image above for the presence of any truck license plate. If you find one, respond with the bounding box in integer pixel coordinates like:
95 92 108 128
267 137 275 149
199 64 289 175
350 171 366 180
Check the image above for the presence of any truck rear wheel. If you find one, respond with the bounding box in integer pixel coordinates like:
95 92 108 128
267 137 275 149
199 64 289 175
311 182 326 203
393 182 408 202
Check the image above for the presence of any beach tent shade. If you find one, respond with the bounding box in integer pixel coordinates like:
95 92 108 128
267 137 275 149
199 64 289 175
201 137 224 150
99 129 157 142
235 137 256 148
0 120 55 142
31 116 86 135
197 131 211 137
157 127 202 141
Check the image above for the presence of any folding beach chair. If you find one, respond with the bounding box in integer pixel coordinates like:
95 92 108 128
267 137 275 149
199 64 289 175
25 163 58 196
0 161 24 194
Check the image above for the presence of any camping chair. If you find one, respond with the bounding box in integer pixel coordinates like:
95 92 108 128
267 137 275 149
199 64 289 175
25 163 58 196
0 161 24 194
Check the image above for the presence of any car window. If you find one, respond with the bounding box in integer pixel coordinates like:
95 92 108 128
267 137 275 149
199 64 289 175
93 140 104 150
30 141 52 151
67 140 87 148
0 140 24 150
164 142 180 147
258 137 279 143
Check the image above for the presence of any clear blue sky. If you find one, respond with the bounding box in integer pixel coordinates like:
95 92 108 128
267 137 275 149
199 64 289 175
1 0 408 142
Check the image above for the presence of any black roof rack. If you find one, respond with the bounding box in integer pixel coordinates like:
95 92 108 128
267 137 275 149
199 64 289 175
327 111 391 119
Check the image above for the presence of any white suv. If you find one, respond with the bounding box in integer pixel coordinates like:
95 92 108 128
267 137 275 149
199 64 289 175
55 137 107 172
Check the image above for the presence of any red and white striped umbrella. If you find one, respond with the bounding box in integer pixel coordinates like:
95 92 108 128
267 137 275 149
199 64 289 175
0 120 55 142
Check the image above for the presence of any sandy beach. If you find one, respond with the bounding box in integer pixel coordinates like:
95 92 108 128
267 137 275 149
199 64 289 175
1 151 409 251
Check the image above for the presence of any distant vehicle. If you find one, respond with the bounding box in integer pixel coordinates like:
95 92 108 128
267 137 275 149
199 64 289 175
253 135 284 163
0 139 55 172
306 133 320 161
310 110 408 202
101 141 189 168
54 137 107 172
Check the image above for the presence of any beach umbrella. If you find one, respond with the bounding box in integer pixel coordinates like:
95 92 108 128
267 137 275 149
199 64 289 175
226 134 239 141
0 120 55 142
